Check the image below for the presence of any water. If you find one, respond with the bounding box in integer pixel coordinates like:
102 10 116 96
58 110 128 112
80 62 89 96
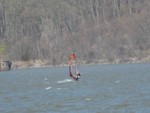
0 63 150 113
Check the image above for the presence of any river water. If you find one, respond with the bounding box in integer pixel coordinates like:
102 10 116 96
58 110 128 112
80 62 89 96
0 63 150 113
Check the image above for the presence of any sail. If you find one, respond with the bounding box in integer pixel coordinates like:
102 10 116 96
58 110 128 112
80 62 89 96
69 53 76 65
69 53 77 74
68 53 80 81
69 63 77 80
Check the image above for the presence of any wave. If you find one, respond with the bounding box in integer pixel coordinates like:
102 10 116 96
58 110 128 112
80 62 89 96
85 98 91 101
45 87 52 90
57 88 68 90
57 79 73 83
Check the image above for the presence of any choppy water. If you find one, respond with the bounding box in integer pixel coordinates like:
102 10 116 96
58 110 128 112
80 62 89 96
0 63 150 113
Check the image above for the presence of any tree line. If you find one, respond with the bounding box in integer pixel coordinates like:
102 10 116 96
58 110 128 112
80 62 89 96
0 0 150 65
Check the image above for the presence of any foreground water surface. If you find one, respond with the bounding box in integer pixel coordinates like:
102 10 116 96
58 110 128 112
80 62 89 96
0 63 150 113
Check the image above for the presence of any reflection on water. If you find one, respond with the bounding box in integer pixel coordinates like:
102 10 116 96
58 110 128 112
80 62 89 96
0 63 150 113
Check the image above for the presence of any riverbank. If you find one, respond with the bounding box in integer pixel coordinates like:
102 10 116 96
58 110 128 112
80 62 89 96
11 56 150 69
12 60 53 69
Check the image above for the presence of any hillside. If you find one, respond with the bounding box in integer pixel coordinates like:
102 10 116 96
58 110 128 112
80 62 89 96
0 0 150 66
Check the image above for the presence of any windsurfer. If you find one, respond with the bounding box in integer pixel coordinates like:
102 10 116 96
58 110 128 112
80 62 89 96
69 61 81 81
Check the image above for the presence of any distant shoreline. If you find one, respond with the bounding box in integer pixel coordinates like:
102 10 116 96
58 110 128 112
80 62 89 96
11 57 150 69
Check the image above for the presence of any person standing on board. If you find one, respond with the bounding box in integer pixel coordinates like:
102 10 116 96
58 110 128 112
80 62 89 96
68 52 81 81
69 61 80 81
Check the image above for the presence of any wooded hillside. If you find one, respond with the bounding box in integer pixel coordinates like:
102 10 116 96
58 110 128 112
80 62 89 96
0 0 150 65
